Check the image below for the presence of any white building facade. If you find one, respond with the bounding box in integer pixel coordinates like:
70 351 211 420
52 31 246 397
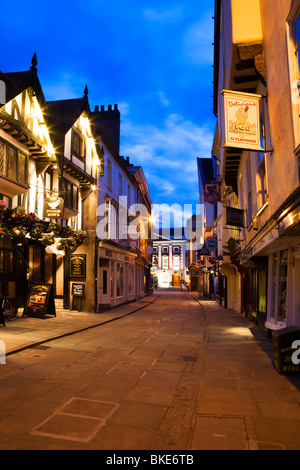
92 105 152 310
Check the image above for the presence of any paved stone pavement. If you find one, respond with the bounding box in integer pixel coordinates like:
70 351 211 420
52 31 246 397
0 291 299 451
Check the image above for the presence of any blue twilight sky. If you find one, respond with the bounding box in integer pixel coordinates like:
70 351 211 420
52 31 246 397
1 0 216 222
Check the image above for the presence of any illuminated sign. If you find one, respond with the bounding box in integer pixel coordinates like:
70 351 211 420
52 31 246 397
44 196 64 219
222 90 263 151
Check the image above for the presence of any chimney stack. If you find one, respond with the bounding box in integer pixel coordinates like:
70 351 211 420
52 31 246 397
91 104 121 156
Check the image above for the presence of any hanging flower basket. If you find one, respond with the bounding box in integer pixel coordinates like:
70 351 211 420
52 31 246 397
75 230 87 243
30 226 43 240
0 201 6 213
24 212 40 228
56 239 68 251
48 221 61 234
0 226 9 239
41 234 54 246
11 207 26 220
67 237 77 250
9 226 27 240
59 226 75 238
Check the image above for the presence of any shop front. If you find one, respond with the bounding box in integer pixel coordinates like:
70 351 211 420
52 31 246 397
97 241 137 310
240 199 300 333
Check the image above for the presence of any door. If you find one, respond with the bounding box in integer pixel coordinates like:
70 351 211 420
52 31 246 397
98 258 110 305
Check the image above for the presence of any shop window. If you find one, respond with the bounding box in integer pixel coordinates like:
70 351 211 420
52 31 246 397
117 263 123 297
258 271 267 314
269 250 288 326
271 253 278 322
278 250 288 322
128 265 134 294
252 270 258 313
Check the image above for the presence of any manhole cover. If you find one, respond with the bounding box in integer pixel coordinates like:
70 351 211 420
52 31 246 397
178 356 198 363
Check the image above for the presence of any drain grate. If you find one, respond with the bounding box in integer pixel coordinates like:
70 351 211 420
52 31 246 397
178 355 198 363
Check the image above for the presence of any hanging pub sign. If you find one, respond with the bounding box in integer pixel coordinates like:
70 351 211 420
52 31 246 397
44 195 64 219
226 206 245 228
222 90 263 151
23 283 56 319
204 182 221 204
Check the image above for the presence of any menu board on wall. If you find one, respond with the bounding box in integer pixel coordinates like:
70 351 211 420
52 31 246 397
23 283 56 319
70 255 86 278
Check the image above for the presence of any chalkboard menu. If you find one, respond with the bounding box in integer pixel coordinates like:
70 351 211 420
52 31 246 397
23 283 56 319
273 326 300 375
72 283 85 297
71 283 85 311
70 255 86 278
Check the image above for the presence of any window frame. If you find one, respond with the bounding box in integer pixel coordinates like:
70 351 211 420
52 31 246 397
0 138 28 186
287 1 300 149
71 129 86 163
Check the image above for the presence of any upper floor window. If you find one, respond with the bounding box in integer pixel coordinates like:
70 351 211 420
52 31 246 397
0 139 28 186
72 129 85 161
119 173 122 196
61 177 79 211
107 159 112 188
287 2 300 146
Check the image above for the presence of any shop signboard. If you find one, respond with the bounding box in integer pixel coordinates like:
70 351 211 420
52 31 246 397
222 90 263 151
199 244 210 256
206 237 217 252
72 283 85 297
272 326 300 375
71 283 85 311
23 283 56 318
44 195 64 219
226 207 245 228
204 182 221 204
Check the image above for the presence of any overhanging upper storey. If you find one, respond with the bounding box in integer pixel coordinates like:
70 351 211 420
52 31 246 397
213 0 267 194
214 0 266 117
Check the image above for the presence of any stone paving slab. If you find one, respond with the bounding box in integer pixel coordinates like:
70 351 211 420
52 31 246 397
0 295 158 355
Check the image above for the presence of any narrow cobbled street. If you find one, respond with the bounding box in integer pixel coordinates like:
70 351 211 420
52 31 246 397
0 291 300 450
